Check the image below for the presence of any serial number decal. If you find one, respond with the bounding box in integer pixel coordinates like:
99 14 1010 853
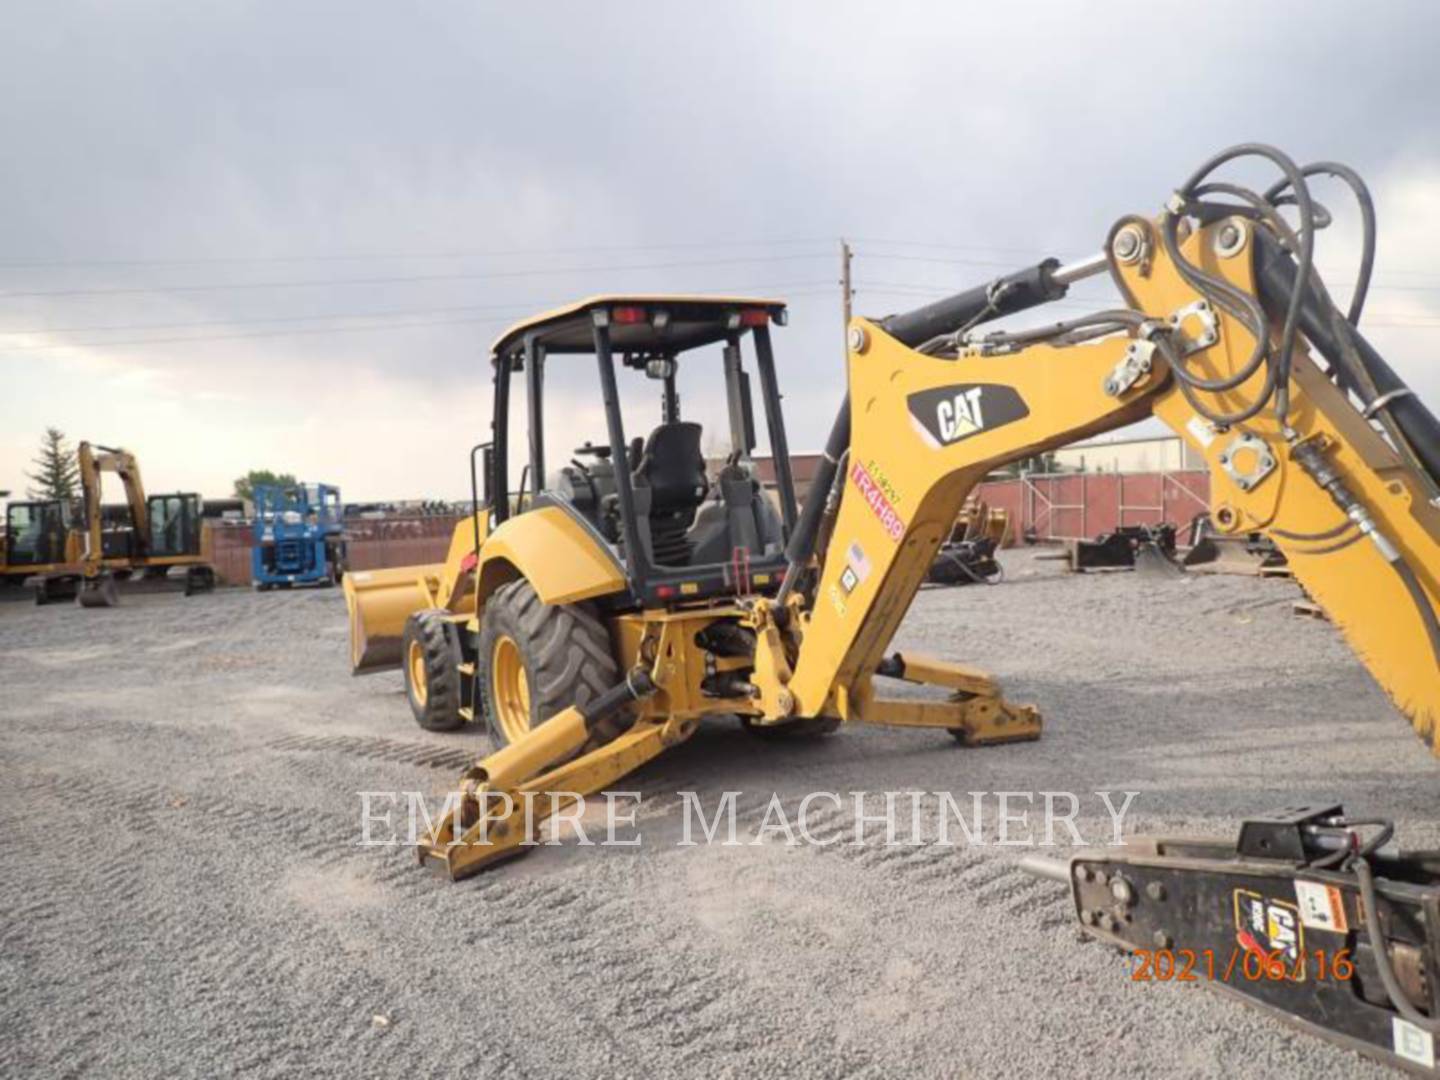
1130 947 1354 984
906 383 1030 449
861 458 902 506
851 460 905 541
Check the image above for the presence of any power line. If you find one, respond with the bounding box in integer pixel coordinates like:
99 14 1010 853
0 316 509 352
0 284 842 352
0 236 838 270
0 280 836 337
0 252 835 301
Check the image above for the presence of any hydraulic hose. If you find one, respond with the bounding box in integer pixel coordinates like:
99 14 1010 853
879 259 1068 348
776 398 850 606
778 254 1081 606
1254 230 1440 492
1265 161 1376 325
1292 438 1440 707
1352 855 1440 1033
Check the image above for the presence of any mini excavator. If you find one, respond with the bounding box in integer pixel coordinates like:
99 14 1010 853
23 442 216 606
346 144 1440 1069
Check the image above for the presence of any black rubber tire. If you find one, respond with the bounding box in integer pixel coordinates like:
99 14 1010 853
477 579 619 748
739 716 841 739
402 609 467 732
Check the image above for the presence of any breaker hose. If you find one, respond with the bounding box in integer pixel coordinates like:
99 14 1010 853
1155 143 1316 429
1309 818 1440 1035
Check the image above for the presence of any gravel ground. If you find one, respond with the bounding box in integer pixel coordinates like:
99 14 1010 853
2 550 1438 1078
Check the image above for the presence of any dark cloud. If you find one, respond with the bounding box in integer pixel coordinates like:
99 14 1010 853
2 0 1438 497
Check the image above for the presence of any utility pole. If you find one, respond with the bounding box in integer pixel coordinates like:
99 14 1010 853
839 237 853 345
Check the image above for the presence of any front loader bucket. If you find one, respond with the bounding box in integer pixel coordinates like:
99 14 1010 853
342 564 443 675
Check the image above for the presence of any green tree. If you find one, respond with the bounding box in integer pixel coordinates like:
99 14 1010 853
26 427 80 500
234 469 298 502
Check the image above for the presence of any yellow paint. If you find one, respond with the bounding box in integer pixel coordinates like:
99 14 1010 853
474 506 626 608
489 634 532 744
774 217 1439 752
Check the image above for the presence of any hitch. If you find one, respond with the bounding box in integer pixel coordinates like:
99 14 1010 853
1023 805 1440 1074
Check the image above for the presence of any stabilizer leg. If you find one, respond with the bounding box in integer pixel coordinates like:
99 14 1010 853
861 653 1042 745
417 669 699 880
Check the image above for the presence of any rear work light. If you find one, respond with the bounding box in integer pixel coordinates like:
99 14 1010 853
612 306 647 324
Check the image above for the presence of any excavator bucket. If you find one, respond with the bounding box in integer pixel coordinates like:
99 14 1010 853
1181 534 1286 576
342 564 443 674
1132 541 1184 578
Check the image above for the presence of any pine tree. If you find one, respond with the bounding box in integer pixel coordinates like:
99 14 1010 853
26 427 80 501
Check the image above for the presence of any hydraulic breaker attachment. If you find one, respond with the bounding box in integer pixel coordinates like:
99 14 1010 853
1022 806 1440 1074
864 653 1042 745
416 671 702 880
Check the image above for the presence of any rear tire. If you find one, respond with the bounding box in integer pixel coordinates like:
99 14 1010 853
402 609 466 732
478 580 619 748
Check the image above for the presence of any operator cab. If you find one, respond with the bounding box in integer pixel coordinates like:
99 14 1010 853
486 295 799 606
2 499 70 567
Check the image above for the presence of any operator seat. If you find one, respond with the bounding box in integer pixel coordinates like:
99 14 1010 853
630 421 708 566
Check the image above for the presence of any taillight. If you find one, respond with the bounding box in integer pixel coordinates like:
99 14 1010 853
740 309 769 327
612 306 647 324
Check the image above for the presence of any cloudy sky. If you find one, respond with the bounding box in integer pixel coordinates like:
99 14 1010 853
3 1 1439 502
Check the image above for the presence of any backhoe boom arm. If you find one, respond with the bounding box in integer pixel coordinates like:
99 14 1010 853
774 169 1440 751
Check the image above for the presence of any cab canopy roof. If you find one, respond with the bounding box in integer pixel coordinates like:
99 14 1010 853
490 294 787 367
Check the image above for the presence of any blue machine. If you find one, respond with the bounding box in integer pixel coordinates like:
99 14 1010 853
251 482 347 589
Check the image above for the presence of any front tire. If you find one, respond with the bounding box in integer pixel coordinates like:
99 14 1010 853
477 580 619 748
402 609 466 732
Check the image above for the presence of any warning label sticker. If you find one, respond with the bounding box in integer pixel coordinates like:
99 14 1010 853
1293 880 1349 933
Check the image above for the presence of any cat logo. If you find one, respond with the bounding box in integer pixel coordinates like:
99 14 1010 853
907 383 1030 449
1233 889 1304 977
938 387 986 442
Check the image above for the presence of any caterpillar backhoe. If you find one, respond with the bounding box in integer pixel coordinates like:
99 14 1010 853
339 141 1440 1077
344 142 1440 1066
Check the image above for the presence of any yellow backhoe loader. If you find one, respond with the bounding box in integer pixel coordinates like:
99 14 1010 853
346 141 1440 1071
349 143 1440 878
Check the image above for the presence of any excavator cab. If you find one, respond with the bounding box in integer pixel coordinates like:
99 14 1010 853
147 492 204 559
3 499 71 568
485 295 798 606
